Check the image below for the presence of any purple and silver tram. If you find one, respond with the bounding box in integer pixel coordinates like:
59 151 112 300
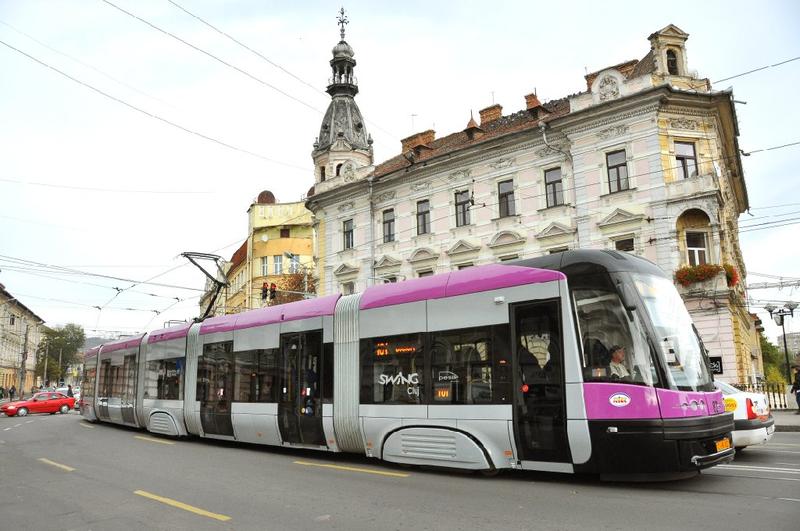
81 250 733 478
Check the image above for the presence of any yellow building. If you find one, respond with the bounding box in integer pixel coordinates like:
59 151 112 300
201 191 314 316
1 283 44 394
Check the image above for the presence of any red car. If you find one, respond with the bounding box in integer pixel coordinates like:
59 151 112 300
1 392 75 417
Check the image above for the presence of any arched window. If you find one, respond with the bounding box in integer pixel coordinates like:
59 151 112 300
676 209 712 266
666 49 679 75
336 163 343 176
319 166 326 182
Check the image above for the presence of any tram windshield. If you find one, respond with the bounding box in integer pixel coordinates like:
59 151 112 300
632 274 714 392
573 282 658 387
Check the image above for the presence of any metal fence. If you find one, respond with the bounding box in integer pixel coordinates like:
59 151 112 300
733 382 792 410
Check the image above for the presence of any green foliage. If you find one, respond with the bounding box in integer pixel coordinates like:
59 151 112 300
765 364 787 385
760 333 788 384
35 323 86 383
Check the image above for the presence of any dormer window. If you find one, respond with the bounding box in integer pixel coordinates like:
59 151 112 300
336 163 343 176
667 49 679 75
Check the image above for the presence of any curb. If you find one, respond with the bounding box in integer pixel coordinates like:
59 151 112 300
776 425 800 432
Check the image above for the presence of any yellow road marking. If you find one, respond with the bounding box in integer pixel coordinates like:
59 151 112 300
79 422 95 429
134 490 231 522
293 460 410 478
38 458 75 472
134 435 174 445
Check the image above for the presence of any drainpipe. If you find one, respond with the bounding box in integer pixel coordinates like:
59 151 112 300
539 122 579 247
367 175 375 288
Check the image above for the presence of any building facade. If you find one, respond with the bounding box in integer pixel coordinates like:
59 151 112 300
1 283 44 393
201 191 314 316
306 24 758 383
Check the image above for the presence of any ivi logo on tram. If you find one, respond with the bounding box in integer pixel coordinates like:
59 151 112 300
609 393 631 407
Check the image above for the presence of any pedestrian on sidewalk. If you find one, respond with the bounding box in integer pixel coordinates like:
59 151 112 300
67 384 74 397
0 385 5 399
9 385 16 401
791 366 800 414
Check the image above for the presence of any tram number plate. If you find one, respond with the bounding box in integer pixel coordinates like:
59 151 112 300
715 438 731 452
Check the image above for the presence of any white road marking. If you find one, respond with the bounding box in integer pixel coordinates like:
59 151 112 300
777 498 800 502
718 464 800 474
3 427 11 431
38 458 75 472
706 472 800 482
13 423 21 427
25 420 34 424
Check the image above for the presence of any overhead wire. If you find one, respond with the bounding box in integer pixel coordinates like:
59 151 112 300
0 38 308 171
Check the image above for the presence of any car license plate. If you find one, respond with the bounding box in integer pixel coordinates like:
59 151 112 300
715 438 731 452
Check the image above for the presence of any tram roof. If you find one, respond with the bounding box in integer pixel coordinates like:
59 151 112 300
101 333 146 353
359 264 565 310
512 249 665 276
148 322 193 344
199 294 342 335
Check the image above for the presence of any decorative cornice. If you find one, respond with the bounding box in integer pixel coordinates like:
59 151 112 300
374 255 402 270
596 208 645 229
488 157 516 169
535 222 575 240
411 181 431 191
562 102 661 136
668 117 699 130
446 239 481 256
596 124 629 139
333 263 359 276
448 168 472 182
408 247 438 264
376 191 396 202
488 230 526 249
337 201 354 212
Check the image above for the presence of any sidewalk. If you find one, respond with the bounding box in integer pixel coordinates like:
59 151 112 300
772 409 800 432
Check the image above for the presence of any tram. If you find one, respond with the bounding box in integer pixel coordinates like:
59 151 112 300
80 250 734 478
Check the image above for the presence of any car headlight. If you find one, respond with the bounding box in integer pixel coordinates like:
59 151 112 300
7 406 16 410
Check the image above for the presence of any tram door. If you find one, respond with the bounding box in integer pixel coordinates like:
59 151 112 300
198 341 234 437
278 331 326 446
511 301 570 462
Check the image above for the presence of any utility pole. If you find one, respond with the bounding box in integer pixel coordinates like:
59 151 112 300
58 348 63 385
18 322 29 399
43 342 49 388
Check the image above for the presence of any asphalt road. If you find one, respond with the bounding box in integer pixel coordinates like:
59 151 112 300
1 411 797 531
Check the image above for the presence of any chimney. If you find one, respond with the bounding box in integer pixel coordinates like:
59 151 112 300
524 93 542 111
479 104 502 125
400 129 436 153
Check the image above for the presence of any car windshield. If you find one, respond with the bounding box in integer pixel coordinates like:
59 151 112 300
715 381 739 395
632 273 714 391
573 285 658 387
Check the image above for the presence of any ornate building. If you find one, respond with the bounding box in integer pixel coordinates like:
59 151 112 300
200 191 314 316
1 283 44 393
306 23 758 383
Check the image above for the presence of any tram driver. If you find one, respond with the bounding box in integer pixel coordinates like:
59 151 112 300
608 345 631 380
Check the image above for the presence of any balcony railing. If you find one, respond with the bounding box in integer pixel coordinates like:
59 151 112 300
732 382 791 409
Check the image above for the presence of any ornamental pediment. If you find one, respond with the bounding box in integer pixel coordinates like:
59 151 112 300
333 263 360 277
408 247 439 264
597 208 645 229
488 230 526 249
535 222 575 240
446 239 481 256
374 255 402 270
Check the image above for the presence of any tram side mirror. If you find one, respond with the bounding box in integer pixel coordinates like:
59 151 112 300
618 282 638 314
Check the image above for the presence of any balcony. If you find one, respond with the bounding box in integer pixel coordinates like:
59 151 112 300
665 172 718 203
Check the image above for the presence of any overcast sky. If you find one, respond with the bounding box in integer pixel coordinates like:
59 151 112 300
1 0 798 344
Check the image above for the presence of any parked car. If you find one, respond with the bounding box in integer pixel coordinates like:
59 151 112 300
55 387 81 409
714 381 775 450
0 392 75 417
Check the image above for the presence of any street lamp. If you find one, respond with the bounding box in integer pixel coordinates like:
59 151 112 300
764 301 798 382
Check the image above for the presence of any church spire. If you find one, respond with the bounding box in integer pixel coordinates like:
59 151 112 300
313 8 371 157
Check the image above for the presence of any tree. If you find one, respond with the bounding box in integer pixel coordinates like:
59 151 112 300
760 333 787 384
36 323 86 385
271 272 317 306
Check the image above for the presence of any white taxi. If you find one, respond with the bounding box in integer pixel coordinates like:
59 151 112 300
714 381 775 450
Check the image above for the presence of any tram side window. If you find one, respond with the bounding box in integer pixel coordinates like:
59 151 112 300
360 334 424 405
197 341 234 403
430 325 512 405
233 349 279 403
98 359 111 397
122 355 137 402
83 367 96 399
145 358 184 400
322 343 334 403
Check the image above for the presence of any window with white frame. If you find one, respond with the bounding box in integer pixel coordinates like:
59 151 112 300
273 255 283 275
455 190 471 226
686 232 707 266
383 209 395 243
544 167 564 207
417 270 434 278
606 150 629 193
614 237 635 252
343 219 354 249
341 281 354 295
416 200 430 235
261 256 269 276
498 180 515 217
289 255 300 273
675 141 697 179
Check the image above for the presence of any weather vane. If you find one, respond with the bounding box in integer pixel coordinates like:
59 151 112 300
337 7 349 41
